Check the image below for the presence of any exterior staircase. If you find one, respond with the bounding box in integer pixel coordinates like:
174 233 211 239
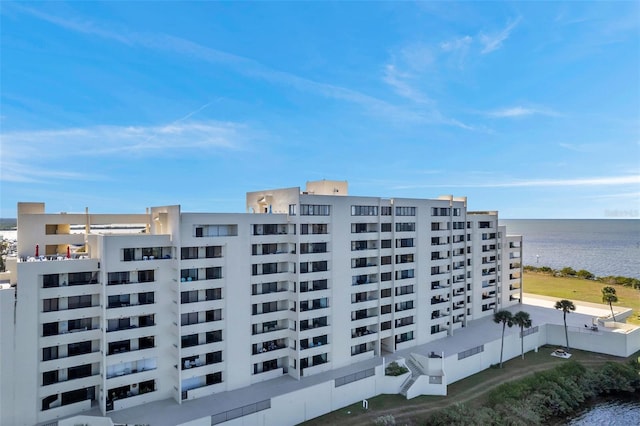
399 356 423 397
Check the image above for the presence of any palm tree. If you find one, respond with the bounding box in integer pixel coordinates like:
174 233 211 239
513 311 532 360
493 310 514 368
554 299 576 351
601 286 618 322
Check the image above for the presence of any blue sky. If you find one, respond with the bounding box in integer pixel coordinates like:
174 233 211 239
1 1 639 219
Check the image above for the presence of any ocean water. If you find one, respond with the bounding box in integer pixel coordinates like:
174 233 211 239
500 219 640 279
565 398 640 425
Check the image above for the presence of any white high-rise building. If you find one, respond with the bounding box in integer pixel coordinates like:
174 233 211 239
0 180 522 425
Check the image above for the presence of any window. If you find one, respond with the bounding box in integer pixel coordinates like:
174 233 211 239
396 238 414 248
108 294 130 308
381 272 392 281
395 317 414 328
139 314 154 327
206 288 222 300
206 372 222 385
43 370 58 386
396 331 414 343
43 298 59 312
289 204 297 215
108 271 129 285
181 334 199 348
380 206 392 216
206 246 222 258
206 309 222 322
207 351 223 364
43 322 58 337
381 288 392 298
68 341 92 356
351 206 378 216
108 340 130 355
181 290 198 304
139 336 154 349
43 346 58 361
300 223 328 234
68 295 92 310
206 330 223 343
396 269 414 280
43 274 59 288
300 204 331 216
396 301 414 311
381 305 392 314
396 285 414 296
396 254 414 264
138 292 154 305
206 267 222 279
181 247 198 260
138 270 154 283
396 222 415 232
180 268 197 282
430 207 450 216
123 248 135 261
181 312 199 326
300 261 327 273
395 206 416 216
381 256 392 265
300 242 327 254
195 224 237 237
68 272 97 285
68 318 92 332
68 364 92 380
381 239 392 249
351 223 376 233
108 318 129 332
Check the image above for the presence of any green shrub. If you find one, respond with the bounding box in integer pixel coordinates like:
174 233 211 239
385 361 409 376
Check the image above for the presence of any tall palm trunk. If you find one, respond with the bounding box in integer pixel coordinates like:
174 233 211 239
500 322 506 367
520 325 524 359
609 302 616 322
563 312 570 350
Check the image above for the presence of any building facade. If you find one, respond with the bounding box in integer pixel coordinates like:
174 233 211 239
0 181 522 425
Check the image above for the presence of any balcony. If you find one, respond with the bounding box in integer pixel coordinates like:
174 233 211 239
352 274 378 286
108 380 157 412
107 364 157 380
252 339 287 356
181 380 223 401
41 283 101 299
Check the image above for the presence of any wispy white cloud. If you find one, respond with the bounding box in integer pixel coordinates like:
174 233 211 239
382 64 431 104
440 35 473 68
393 175 640 190
12 5 465 129
586 191 640 200
558 142 600 152
0 120 249 183
479 17 522 54
485 106 559 118
0 162 104 184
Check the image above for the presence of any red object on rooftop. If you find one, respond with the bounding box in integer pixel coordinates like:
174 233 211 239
66 245 71 259
35 244 39 257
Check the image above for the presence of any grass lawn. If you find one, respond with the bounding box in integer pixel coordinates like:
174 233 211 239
524 271 640 325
